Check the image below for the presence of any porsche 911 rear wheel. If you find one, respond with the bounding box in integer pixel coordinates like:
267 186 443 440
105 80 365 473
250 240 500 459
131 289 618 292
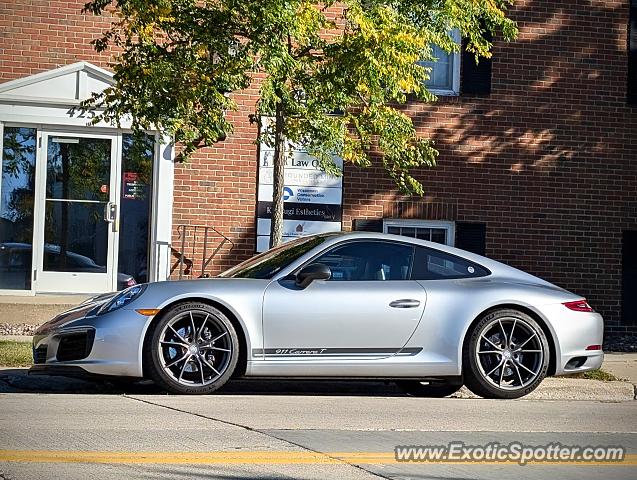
144 302 239 394
463 309 549 399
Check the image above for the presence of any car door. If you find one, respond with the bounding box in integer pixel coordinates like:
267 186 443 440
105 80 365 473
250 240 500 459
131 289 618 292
261 240 427 361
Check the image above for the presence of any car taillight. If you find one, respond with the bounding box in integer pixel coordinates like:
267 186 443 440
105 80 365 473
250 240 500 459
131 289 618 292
126 278 137 287
562 299 593 312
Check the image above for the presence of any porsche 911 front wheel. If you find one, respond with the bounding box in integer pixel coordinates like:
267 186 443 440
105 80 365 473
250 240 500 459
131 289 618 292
144 302 239 394
463 309 550 399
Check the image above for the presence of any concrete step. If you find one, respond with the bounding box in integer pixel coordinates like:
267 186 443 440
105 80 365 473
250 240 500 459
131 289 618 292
0 295 89 327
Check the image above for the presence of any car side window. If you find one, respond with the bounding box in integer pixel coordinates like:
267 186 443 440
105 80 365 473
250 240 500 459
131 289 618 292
411 246 489 280
313 241 414 281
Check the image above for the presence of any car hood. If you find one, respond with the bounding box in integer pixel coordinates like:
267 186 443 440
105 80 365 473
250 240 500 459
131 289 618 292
135 277 271 309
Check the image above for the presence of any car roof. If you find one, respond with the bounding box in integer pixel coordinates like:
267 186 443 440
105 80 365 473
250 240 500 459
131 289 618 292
314 231 478 259
299 232 554 286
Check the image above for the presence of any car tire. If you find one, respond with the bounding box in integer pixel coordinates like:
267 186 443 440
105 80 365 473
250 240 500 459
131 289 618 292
396 381 463 398
144 302 239 394
463 309 550 399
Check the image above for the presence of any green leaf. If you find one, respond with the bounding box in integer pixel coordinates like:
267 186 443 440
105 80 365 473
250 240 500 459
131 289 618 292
82 0 517 191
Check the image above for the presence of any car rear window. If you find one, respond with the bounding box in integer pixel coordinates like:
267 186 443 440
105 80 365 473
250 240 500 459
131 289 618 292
411 246 490 280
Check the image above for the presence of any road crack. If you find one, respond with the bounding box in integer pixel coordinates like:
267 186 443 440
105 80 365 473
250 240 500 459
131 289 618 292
0 469 14 480
123 395 392 479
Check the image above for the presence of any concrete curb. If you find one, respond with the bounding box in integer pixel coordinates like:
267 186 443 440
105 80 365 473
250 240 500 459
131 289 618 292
452 377 635 402
0 367 634 400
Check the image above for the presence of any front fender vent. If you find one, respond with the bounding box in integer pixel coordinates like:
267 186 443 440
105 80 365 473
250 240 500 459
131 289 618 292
56 330 95 362
33 345 48 364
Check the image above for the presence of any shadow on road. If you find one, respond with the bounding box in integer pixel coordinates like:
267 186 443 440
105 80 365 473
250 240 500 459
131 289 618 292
150 466 476 480
0 367 411 397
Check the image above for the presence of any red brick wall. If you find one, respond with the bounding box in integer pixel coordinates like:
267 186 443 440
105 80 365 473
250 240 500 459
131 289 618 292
0 0 113 81
170 100 261 276
342 0 637 333
1 0 636 333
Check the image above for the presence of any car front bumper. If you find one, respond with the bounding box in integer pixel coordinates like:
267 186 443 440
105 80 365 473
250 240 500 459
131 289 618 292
30 303 151 378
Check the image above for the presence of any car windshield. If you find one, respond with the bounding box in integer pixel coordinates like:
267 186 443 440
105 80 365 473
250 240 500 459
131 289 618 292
219 235 332 279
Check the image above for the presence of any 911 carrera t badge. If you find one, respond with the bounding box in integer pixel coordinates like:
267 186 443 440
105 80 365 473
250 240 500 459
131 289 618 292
275 348 327 355
252 347 422 357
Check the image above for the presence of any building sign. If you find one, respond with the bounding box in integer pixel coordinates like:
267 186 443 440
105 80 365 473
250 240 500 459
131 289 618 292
256 144 343 252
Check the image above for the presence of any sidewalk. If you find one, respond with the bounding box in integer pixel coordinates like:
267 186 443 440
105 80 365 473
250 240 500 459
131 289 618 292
0 294 87 327
602 352 637 384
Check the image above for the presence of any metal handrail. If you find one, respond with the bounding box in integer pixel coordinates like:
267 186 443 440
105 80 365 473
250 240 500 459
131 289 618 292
170 225 235 280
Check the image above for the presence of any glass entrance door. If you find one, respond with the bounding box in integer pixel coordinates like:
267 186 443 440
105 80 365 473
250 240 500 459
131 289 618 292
35 132 119 293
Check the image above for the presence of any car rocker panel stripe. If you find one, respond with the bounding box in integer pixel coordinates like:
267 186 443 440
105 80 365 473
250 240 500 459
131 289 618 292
252 347 423 357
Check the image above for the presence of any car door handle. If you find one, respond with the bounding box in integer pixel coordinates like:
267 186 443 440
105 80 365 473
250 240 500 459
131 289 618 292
389 299 421 308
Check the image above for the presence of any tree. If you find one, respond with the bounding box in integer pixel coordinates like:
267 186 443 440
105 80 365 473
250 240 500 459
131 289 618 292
82 0 517 247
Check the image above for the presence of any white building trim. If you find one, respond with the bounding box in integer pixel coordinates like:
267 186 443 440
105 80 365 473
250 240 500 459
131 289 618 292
0 63 174 293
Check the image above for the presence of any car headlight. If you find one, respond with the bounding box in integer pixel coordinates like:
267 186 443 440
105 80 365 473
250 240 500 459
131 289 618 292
97 284 147 315
80 292 118 306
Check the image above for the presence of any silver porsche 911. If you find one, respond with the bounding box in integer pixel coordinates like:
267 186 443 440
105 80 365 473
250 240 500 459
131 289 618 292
31 232 603 399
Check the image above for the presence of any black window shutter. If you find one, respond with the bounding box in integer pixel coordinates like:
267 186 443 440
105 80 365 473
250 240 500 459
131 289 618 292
622 231 637 325
455 222 487 256
353 218 383 232
629 0 637 105
461 37 493 95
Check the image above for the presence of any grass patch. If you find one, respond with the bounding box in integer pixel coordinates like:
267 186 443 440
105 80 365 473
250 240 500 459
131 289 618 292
0 341 32 367
567 369 621 382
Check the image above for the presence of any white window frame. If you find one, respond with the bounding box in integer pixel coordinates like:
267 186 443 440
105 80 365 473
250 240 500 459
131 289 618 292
383 219 455 246
421 30 461 96
0 122 174 295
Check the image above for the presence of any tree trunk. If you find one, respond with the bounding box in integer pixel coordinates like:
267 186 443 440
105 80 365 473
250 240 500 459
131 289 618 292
269 102 285 248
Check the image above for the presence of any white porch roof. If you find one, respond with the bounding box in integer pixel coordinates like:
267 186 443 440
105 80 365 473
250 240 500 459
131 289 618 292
0 62 114 106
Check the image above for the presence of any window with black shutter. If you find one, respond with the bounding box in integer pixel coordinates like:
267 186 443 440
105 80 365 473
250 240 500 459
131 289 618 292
419 30 462 95
461 36 493 96
455 222 487 255
622 231 637 325
353 218 383 232
383 220 454 246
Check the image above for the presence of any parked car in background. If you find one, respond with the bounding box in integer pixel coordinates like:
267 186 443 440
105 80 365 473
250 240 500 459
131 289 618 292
0 243 136 291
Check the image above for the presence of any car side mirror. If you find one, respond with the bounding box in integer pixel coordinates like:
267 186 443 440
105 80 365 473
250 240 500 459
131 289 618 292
295 263 331 288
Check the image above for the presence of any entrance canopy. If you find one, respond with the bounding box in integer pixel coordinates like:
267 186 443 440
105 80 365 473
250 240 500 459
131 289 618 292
0 63 174 294
0 62 130 129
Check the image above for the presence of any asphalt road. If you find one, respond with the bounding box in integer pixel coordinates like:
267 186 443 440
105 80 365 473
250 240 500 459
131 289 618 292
0 375 636 480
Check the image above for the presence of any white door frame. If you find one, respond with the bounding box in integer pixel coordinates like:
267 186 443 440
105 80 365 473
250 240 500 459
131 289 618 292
0 62 175 295
34 129 122 293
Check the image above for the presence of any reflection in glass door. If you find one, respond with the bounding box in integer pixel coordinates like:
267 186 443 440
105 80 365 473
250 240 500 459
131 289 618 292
117 133 154 286
0 127 37 290
36 133 118 293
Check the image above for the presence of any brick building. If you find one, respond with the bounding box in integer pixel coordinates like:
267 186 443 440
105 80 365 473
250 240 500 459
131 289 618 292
0 0 635 335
